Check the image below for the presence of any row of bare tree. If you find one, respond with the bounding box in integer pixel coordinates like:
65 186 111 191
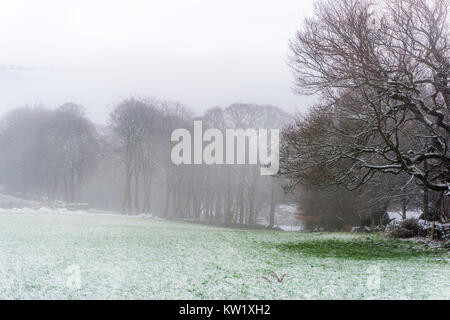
0 103 99 203
108 99 291 226
0 99 291 227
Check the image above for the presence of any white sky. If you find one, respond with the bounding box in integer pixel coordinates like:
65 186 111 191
0 0 315 124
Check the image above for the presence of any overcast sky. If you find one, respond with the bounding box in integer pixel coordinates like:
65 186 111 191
0 0 315 124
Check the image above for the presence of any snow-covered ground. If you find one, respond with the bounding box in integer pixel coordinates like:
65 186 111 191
387 209 422 221
0 194 38 209
0 209 448 299
255 203 303 232
278 225 303 232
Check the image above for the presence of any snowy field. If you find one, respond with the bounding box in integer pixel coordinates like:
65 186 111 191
0 209 448 299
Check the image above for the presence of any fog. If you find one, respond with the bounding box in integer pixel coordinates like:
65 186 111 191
0 0 448 302
0 0 315 124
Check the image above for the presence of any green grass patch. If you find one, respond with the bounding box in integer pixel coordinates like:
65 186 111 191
269 236 444 260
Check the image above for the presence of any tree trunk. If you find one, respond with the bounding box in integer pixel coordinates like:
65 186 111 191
134 174 139 214
247 168 258 225
142 169 151 214
269 178 277 228
238 181 245 224
70 167 75 203
401 194 407 220
224 168 232 224
163 168 171 217
125 169 132 215
430 220 435 240
423 164 429 221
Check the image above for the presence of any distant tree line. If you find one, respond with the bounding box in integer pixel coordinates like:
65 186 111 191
0 100 291 227
0 103 99 203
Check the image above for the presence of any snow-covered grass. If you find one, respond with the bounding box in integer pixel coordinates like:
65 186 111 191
0 209 448 299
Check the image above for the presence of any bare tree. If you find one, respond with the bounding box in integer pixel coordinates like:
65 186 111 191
284 0 449 219
110 98 152 214
0 104 98 203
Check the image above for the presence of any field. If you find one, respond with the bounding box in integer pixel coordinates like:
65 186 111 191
0 209 448 299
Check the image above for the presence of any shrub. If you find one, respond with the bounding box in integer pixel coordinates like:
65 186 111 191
400 219 420 233
390 219 420 239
